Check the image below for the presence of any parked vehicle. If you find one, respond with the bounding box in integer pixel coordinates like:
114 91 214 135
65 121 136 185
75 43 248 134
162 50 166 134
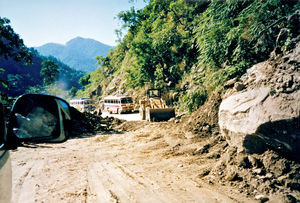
103 95 134 114
139 89 175 121
70 98 94 112
0 94 71 202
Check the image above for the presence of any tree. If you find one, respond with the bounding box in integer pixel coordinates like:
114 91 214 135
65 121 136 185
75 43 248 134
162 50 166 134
0 17 32 94
69 86 78 97
0 17 32 64
79 73 90 86
40 60 59 85
0 68 8 89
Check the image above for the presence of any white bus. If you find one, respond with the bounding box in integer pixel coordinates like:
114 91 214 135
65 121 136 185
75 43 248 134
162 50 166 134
69 98 94 112
103 95 134 114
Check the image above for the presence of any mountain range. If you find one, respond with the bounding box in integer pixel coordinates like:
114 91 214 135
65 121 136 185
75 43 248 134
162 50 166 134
35 37 113 72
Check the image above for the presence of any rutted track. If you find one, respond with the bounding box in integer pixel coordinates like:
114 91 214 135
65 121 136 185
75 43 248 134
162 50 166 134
11 121 252 202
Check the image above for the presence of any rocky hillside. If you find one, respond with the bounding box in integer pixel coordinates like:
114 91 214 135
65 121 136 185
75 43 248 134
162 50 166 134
176 37 300 202
78 1 299 112
219 39 300 160
35 37 113 72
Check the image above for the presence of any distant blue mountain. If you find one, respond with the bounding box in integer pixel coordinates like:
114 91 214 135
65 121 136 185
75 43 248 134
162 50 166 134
35 37 113 72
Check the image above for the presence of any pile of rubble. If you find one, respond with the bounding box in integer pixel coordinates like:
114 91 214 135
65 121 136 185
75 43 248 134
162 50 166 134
70 107 123 137
172 37 300 202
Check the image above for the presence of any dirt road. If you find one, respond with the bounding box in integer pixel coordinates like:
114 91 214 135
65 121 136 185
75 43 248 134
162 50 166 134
11 121 253 203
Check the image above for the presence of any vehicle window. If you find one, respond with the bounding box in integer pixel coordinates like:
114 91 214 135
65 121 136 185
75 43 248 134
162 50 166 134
127 97 133 103
149 90 160 97
121 97 133 104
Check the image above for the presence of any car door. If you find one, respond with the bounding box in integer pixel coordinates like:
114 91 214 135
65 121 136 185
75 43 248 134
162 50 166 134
0 103 12 203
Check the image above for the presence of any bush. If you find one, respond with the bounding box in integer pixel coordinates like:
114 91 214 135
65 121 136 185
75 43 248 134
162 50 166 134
180 87 207 113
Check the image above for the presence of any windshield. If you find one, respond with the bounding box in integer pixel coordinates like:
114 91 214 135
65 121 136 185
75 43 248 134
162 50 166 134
121 97 133 104
148 90 160 98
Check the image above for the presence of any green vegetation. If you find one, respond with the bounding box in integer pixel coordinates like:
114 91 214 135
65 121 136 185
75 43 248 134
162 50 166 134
41 60 59 85
0 17 32 64
0 16 32 104
79 0 299 112
194 0 299 91
0 17 84 102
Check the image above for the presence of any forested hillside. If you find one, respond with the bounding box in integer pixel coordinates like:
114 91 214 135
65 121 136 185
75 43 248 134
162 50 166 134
35 37 113 72
79 0 299 112
0 17 84 101
0 50 84 98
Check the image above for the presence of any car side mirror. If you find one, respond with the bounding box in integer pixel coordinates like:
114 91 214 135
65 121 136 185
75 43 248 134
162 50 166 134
7 94 71 144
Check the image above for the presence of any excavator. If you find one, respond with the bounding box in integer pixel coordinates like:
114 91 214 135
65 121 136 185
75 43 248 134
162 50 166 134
139 89 175 121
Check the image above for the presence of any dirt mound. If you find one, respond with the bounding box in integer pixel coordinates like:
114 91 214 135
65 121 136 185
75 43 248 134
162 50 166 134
70 107 124 137
181 92 222 137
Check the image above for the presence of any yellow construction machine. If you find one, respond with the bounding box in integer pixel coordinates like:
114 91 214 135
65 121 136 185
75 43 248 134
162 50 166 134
139 89 175 121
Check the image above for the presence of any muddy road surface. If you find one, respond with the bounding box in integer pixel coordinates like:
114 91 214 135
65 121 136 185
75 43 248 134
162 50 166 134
11 121 253 203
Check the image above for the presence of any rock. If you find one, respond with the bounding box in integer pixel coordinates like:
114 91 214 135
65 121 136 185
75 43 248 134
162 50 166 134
283 194 297 203
253 168 264 175
285 179 300 190
285 87 294 93
265 173 273 179
212 131 219 136
255 194 269 202
224 78 237 88
248 156 263 168
193 144 210 155
278 175 289 183
237 155 251 168
262 156 290 177
225 166 241 181
169 117 176 122
219 84 300 158
234 82 245 91
202 125 210 132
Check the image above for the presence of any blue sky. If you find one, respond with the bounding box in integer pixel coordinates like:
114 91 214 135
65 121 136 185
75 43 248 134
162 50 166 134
0 0 147 47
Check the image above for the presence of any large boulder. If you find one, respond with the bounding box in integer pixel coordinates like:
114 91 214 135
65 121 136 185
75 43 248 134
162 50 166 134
219 42 300 160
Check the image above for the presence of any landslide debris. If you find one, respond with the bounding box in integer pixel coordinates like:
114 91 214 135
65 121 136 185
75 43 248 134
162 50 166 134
166 92 300 202
70 107 124 137
164 39 300 202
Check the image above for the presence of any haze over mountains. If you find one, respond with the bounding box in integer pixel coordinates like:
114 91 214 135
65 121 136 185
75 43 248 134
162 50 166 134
35 37 113 72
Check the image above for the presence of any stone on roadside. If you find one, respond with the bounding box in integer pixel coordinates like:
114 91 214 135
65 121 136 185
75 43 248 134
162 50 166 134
255 194 269 202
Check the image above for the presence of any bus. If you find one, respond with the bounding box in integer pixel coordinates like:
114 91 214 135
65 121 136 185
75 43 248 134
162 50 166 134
103 95 134 114
69 98 95 112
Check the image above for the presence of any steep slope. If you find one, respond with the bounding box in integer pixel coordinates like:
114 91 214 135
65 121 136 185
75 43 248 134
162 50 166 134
35 37 113 72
